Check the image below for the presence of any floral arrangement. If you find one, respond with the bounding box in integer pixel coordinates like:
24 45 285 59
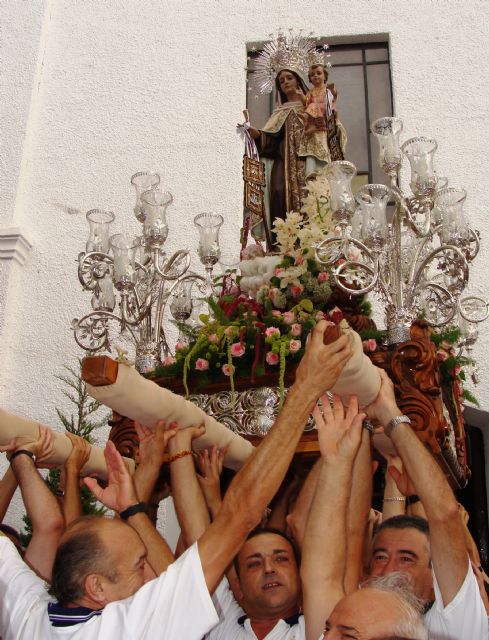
153 169 371 399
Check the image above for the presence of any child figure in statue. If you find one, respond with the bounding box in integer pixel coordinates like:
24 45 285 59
303 64 345 162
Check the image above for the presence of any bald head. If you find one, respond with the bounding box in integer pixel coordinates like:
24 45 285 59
52 516 135 605
324 577 427 640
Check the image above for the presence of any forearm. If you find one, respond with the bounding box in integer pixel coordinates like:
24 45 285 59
344 430 371 592
390 421 467 603
63 468 84 526
11 456 62 534
133 459 161 504
12 455 64 581
220 383 315 528
287 458 321 549
169 437 210 546
382 472 406 520
302 459 353 640
390 424 458 522
125 512 174 574
0 467 18 522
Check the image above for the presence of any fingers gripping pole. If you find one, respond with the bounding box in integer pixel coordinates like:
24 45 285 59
0 409 135 479
84 361 254 471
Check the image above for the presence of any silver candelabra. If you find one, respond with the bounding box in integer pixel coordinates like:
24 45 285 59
315 116 488 347
72 172 224 373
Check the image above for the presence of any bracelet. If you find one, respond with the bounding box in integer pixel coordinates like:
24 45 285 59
9 449 36 463
120 502 148 520
384 496 406 502
406 494 420 506
167 449 193 463
362 419 374 435
385 415 411 438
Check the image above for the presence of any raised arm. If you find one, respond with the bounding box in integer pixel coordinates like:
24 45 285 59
168 425 211 547
198 322 353 593
9 427 64 582
366 369 468 606
85 440 175 575
63 432 91 526
286 458 321 549
0 467 18 523
132 420 174 504
301 395 364 640
343 427 372 593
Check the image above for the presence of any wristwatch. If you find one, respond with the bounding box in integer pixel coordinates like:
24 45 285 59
9 449 36 463
384 415 411 438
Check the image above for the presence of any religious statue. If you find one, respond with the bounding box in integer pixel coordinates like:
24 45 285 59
244 32 347 249
304 63 346 162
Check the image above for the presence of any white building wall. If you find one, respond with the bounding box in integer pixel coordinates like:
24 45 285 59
1 0 489 532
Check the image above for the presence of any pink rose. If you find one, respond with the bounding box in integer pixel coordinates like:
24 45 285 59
268 288 279 300
162 356 176 366
195 358 209 371
271 310 283 318
367 339 377 352
318 272 329 283
454 365 462 376
265 327 281 338
266 352 279 365
175 341 187 351
290 285 303 298
231 342 245 358
315 311 325 322
295 256 304 265
289 339 301 353
437 350 449 362
222 363 235 376
291 323 302 337
274 267 285 276
208 334 219 344
283 311 296 325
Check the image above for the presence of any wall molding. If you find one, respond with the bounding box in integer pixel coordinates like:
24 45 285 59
0 227 33 265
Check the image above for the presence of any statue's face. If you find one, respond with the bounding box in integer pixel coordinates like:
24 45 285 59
309 65 326 87
278 70 299 98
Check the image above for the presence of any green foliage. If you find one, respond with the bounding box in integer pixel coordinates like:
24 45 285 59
21 360 108 546
430 326 462 348
463 388 480 407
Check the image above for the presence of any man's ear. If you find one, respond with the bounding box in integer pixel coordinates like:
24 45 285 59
84 573 108 606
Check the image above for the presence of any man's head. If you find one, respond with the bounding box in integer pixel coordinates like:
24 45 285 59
234 528 300 620
369 516 433 602
52 516 150 608
323 573 427 639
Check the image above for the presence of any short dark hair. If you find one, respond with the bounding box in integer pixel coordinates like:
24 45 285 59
51 517 119 605
376 515 429 538
234 527 300 577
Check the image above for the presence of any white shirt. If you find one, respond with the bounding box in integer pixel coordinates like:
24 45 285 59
0 536 218 640
425 560 488 640
205 577 305 639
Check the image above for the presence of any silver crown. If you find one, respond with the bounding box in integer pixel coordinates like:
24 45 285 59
252 30 331 94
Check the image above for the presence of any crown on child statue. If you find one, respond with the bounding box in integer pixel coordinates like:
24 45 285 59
251 29 331 94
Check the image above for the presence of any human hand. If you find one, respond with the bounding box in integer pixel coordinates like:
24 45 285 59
65 432 91 475
295 321 352 401
313 394 364 464
83 441 138 512
168 424 206 452
195 445 226 513
387 461 417 497
3 426 57 468
365 369 401 427
135 420 179 465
